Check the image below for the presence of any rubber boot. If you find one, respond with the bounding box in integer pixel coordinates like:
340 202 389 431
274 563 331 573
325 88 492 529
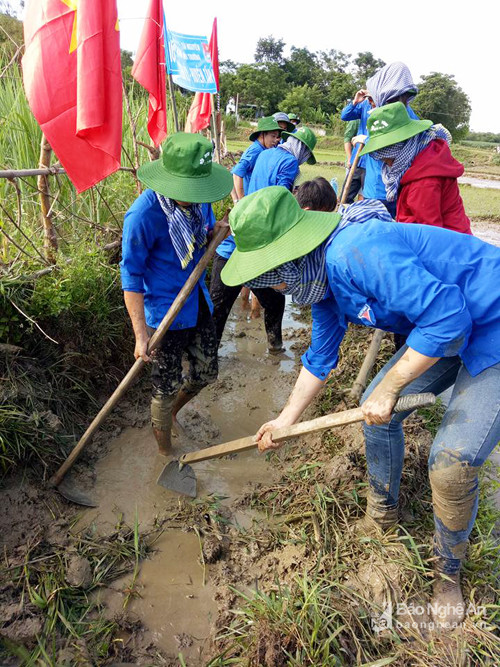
431 560 465 629
152 427 172 457
356 493 399 535
151 395 175 457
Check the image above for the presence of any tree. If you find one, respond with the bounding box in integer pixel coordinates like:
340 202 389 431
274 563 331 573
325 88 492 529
254 36 285 64
284 46 319 88
279 84 323 122
412 72 471 141
324 71 357 113
0 11 23 58
233 63 288 115
353 51 386 84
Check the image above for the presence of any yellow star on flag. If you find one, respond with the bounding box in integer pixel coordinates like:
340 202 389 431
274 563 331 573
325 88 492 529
61 0 78 53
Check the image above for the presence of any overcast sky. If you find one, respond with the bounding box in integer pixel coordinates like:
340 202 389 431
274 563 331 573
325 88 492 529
117 0 497 133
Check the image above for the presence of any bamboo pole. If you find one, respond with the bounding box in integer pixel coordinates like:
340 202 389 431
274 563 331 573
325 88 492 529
37 134 58 264
122 77 142 194
168 73 179 132
0 167 135 179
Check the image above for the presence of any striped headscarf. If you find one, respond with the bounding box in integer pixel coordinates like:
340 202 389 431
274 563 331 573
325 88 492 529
280 137 311 165
374 125 453 202
245 199 393 305
156 194 208 269
366 62 417 107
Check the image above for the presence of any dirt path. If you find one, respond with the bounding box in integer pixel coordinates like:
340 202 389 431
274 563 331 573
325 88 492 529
76 298 308 664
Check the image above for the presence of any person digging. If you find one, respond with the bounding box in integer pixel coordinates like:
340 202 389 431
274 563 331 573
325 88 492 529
221 186 500 629
120 133 232 456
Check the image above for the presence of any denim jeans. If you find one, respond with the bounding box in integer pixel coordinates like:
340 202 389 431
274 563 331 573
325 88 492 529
362 346 500 574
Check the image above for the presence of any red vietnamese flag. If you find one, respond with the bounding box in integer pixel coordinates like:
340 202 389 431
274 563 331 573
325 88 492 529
22 0 122 193
185 18 219 133
131 0 167 146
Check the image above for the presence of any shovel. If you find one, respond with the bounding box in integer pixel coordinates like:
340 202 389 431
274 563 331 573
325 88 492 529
157 392 436 498
48 224 229 506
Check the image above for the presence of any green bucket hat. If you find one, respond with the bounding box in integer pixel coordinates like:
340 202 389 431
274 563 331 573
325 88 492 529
359 102 433 156
249 116 282 142
288 113 300 123
137 132 233 203
221 186 341 286
280 126 317 164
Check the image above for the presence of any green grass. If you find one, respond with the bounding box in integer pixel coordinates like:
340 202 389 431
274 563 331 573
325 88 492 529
459 184 500 221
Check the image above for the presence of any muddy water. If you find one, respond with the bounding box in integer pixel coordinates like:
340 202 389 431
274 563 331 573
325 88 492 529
82 297 304 663
459 176 500 189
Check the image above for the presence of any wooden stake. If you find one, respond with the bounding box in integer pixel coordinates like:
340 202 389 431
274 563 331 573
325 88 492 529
37 134 58 264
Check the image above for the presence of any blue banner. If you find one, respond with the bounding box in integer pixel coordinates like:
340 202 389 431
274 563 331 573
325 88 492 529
164 29 217 94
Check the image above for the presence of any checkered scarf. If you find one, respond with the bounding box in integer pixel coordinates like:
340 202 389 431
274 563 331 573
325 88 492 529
245 199 393 305
280 137 311 165
374 125 453 202
366 62 417 107
156 194 208 269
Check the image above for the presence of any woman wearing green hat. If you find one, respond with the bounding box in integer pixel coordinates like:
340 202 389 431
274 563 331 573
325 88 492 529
231 116 282 204
221 185 500 628
210 127 318 353
360 102 471 234
120 133 232 457
287 113 300 132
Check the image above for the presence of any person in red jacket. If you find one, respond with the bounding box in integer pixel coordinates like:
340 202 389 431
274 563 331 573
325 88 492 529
360 102 471 234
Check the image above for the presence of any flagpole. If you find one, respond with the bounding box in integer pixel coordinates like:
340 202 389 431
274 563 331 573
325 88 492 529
168 74 179 132
211 94 221 163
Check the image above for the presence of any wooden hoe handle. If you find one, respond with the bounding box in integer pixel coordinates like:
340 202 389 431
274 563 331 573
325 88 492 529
49 225 229 488
179 392 436 465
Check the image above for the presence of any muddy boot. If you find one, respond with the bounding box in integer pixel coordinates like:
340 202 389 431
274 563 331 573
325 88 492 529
356 494 399 535
151 395 175 456
152 427 172 457
431 563 465 629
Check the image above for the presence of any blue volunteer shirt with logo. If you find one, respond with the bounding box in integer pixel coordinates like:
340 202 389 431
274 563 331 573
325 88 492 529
120 189 215 330
217 146 299 260
231 140 265 196
301 221 500 380
340 100 418 199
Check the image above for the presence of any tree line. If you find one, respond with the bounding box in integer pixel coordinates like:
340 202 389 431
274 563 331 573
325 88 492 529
219 36 472 140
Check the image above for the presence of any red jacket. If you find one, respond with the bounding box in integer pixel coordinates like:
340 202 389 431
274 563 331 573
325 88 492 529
396 139 472 234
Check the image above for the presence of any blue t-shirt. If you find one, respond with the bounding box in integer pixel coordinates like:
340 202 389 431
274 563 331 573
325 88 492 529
248 147 299 194
340 100 418 199
301 221 500 379
217 147 299 260
120 189 215 330
231 140 265 195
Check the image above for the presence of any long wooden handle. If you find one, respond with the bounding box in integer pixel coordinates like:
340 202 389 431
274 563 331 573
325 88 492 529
50 225 229 487
350 329 385 402
179 392 436 465
339 142 365 206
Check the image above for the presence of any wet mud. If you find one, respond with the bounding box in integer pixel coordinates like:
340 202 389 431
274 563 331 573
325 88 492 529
78 298 307 663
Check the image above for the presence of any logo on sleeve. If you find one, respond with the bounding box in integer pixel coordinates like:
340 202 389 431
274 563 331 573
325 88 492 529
357 304 376 326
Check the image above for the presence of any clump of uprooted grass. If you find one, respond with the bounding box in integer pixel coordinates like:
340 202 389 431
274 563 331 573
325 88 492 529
207 327 500 666
0 515 166 665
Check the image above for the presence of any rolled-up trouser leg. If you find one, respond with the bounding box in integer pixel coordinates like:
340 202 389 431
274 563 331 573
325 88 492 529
151 392 177 431
428 361 500 574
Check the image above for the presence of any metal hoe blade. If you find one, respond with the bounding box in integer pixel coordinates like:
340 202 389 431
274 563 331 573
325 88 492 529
157 461 197 498
55 478 99 507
